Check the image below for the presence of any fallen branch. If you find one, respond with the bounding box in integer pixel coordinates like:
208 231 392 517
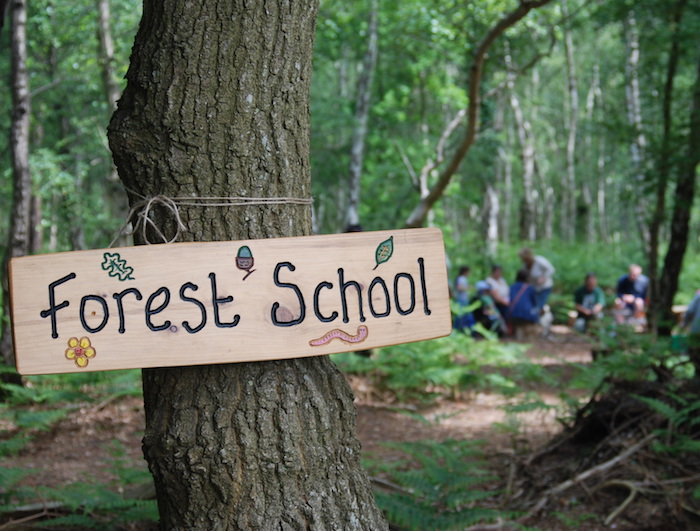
369 476 412 496
596 473 700 524
594 479 643 525
0 504 58 530
522 432 657 520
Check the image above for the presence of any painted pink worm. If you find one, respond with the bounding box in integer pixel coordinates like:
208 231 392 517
309 325 369 347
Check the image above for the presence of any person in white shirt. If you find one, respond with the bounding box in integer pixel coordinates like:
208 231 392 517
486 264 510 318
518 247 555 311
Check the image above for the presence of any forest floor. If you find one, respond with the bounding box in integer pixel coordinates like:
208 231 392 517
5 326 695 530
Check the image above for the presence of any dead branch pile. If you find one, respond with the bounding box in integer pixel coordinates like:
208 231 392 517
507 378 700 529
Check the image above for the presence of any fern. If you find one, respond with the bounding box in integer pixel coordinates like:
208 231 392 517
0 382 90 406
332 332 537 402
34 513 102 528
0 467 37 508
633 395 681 422
0 434 33 457
0 467 33 492
370 439 505 530
630 392 700 457
15 408 70 431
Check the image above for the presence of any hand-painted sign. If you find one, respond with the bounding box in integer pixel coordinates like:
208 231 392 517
9 228 452 375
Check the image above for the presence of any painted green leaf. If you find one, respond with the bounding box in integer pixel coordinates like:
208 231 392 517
373 236 394 270
101 252 135 281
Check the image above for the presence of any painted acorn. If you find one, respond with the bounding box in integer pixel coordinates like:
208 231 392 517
236 246 256 280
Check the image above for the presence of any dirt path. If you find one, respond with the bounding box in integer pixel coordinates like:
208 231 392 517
6 327 596 527
356 326 593 461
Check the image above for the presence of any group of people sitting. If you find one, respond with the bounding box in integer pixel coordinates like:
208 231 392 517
452 247 555 338
573 264 650 333
454 250 654 339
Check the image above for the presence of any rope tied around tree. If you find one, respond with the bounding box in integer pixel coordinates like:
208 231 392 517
110 191 314 246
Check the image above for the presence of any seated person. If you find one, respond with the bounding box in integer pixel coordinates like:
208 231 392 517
518 247 555 311
614 264 648 323
472 281 505 337
573 273 605 332
508 270 539 327
682 289 700 373
486 264 510 318
452 266 473 332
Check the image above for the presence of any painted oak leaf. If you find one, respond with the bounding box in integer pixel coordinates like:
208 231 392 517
373 236 394 270
101 252 135 281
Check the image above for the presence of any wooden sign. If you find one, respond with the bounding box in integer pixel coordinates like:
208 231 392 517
9 228 451 375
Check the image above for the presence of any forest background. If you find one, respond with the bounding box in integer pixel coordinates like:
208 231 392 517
1 0 700 328
1 0 700 529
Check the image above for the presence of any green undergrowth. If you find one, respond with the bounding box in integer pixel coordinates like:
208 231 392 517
365 439 514 530
332 332 560 403
348 322 700 529
0 441 157 529
0 367 154 529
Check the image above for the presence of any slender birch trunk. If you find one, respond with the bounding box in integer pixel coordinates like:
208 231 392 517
1 0 31 372
624 11 651 251
505 47 536 241
345 0 378 229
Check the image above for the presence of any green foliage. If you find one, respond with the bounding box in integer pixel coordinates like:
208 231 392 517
332 332 540 401
0 440 157 529
568 326 687 394
369 439 507 530
0 369 150 528
0 467 38 510
634 391 700 457
0 381 91 406
0 434 33 457
552 510 598 528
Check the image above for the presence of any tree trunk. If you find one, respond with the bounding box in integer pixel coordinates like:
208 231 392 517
484 91 505 256
96 0 130 247
1 0 31 373
346 0 378 229
658 53 700 337
597 150 609 243
647 0 686 333
623 11 651 251
484 181 500 257
505 46 536 241
96 0 120 112
584 62 601 244
562 6 578 243
107 1 387 529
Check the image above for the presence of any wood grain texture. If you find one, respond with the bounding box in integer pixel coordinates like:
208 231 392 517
10 228 451 374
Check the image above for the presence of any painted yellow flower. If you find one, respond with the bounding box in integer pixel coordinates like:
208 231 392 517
65 337 96 368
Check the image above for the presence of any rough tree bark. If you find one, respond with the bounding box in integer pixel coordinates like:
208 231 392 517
345 0 378 229
107 1 387 529
658 54 700 336
404 0 552 229
1 0 31 373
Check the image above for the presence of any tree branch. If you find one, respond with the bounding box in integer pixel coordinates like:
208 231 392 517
404 0 554 228
522 432 656 520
